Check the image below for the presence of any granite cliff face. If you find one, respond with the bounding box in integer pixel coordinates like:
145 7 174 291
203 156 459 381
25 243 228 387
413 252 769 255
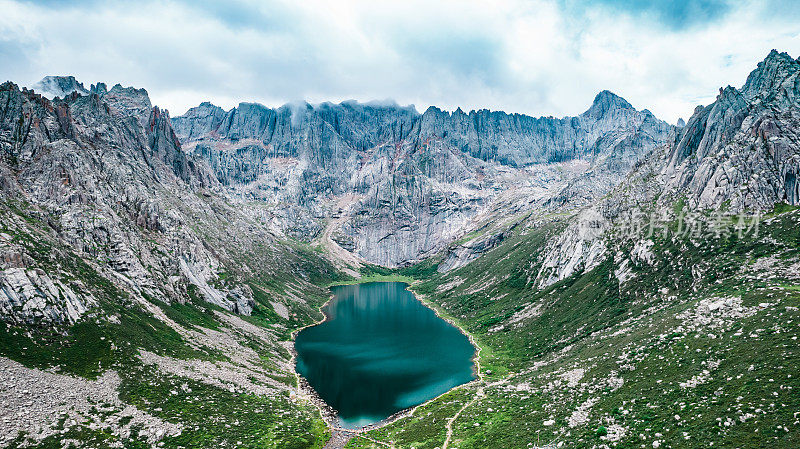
173 91 671 266
11 49 794 316
0 78 346 447
10 49 794 303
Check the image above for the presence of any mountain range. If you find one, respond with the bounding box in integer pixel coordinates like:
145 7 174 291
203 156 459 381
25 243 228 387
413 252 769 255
1 50 798 448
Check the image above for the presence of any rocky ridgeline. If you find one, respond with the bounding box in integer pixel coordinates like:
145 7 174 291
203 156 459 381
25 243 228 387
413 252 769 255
0 79 331 325
0 80 225 320
536 50 800 287
30 75 89 99
171 90 671 266
3 51 796 320
21 76 673 268
663 50 800 210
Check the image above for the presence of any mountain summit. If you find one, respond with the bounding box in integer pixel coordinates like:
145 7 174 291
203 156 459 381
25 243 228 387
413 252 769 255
583 90 634 119
741 49 800 99
31 75 89 99
663 49 800 210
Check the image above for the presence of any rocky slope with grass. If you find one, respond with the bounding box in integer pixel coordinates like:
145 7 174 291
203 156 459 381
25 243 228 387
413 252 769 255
0 80 344 447
348 50 800 449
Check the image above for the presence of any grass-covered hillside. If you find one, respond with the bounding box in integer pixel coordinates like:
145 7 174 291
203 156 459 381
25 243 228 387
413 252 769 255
347 200 800 448
0 194 348 448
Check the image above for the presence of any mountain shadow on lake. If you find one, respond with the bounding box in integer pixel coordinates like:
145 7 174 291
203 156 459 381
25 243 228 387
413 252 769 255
294 282 476 428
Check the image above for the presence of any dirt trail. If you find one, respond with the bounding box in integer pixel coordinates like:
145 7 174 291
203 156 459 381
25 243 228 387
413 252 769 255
442 385 484 449
317 194 365 277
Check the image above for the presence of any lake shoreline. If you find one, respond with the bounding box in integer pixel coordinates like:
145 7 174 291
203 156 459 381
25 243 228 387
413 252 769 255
289 288 340 430
289 279 483 446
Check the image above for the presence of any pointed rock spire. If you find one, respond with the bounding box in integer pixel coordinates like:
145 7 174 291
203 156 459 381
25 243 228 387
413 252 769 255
741 49 800 98
31 76 89 99
583 90 634 119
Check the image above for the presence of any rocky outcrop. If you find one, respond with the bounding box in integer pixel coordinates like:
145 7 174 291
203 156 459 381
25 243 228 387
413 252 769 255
0 78 331 325
437 229 509 273
535 50 800 286
663 50 800 211
100 84 154 126
536 208 608 286
0 267 93 324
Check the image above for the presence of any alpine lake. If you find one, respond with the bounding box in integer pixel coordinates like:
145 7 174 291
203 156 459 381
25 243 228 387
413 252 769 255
294 282 477 428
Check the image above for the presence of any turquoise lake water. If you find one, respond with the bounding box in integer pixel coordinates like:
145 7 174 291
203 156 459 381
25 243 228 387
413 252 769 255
294 282 476 428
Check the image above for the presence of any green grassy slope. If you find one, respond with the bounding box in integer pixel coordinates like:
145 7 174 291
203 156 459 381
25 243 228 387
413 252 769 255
3 195 799 448
0 198 341 448
351 207 800 448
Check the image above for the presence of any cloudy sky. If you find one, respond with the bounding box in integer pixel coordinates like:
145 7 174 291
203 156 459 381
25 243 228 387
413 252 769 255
1 0 799 123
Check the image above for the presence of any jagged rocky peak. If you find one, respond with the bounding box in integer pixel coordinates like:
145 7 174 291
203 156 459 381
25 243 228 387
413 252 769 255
173 98 421 145
741 49 800 100
170 86 672 266
31 75 89 99
101 83 153 123
538 50 800 288
196 101 226 113
582 90 634 119
664 50 800 210
176 101 227 124
27 76 157 126
0 78 241 320
90 82 108 96
172 102 228 141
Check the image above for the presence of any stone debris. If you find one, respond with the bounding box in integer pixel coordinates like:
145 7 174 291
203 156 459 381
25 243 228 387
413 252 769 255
567 397 597 428
0 357 180 446
559 369 585 388
139 350 285 397
602 424 628 442
436 277 465 293
270 300 290 319
676 297 756 331
630 239 655 265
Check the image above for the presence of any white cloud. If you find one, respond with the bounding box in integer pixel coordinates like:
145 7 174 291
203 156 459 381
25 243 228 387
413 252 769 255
0 0 798 123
